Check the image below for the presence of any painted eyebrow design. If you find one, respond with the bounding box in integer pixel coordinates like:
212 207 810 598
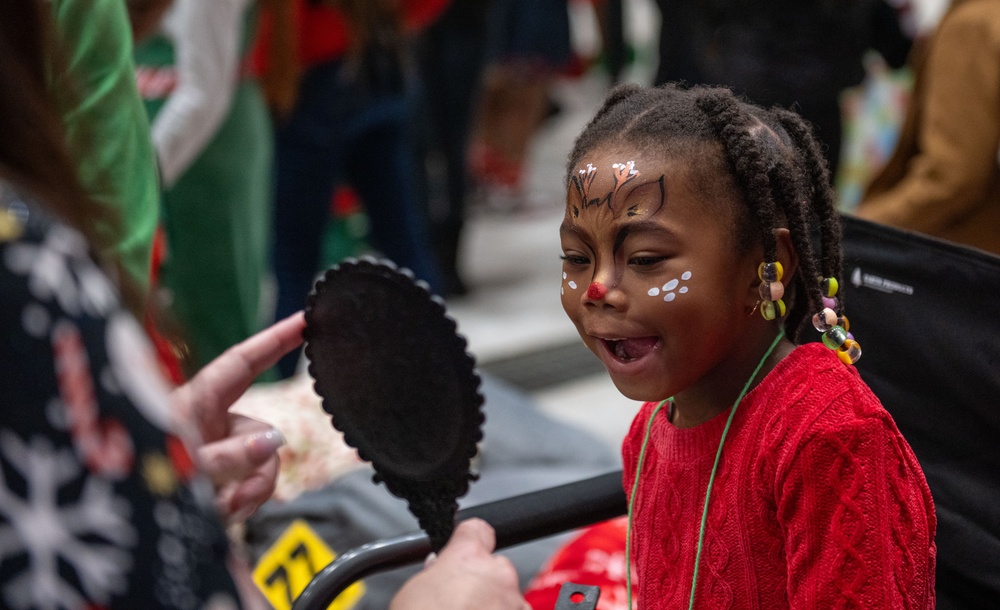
623 175 666 217
623 176 661 200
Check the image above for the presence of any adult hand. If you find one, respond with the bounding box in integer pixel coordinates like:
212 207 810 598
172 311 306 522
390 519 530 610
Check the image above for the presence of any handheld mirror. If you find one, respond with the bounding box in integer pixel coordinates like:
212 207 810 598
303 257 484 551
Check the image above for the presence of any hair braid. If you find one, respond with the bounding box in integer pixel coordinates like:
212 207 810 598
695 90 782 263
758 117 823 338
771 108 844 284
566 83 646 176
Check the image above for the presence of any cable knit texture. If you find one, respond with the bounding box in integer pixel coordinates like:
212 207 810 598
622 343 936 609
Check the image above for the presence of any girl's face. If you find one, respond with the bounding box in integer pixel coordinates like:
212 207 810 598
560 146 760 402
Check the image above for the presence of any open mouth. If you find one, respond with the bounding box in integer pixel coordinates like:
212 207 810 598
601 337 660 362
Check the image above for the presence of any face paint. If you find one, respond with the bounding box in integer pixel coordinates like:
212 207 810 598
587 282 608 300
646 271 694 301
569 164 597 218
561 271 580 293
561 148 759 404
611 161 640 201
567 161 665 221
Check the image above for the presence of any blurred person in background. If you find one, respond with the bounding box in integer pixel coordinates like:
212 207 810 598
651 0 914 177
0 4 532 607
256 0 448 378
468 0 573 208
2 1 302 604
857 0 1000 255
134 0 274 377
414 0 494 296
49 0 161 307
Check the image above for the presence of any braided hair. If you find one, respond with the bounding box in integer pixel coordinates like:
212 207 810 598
567 83 843 340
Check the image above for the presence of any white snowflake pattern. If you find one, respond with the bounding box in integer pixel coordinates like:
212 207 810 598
4 224 117 318
0 430 137 610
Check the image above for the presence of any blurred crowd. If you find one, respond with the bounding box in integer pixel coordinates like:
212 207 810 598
2 0 998 607
30 0 1000 384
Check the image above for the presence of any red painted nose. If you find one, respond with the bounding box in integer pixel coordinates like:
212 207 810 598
587 282 608 299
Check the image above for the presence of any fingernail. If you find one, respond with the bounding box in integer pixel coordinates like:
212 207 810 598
244 428 285 460
424 552 437 567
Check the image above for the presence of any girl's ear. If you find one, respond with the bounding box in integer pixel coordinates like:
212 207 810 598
773 227 799 284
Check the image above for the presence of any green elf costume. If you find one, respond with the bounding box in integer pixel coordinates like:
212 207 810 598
51 0 161 299
135 0 272 375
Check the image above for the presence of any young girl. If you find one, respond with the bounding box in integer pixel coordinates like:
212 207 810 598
557 83 936 608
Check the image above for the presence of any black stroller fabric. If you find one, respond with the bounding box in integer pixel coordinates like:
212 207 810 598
837 216 1000 609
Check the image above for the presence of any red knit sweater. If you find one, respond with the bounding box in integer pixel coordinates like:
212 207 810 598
622 343 936 609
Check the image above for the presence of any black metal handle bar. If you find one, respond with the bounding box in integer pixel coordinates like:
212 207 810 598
291 470 627 610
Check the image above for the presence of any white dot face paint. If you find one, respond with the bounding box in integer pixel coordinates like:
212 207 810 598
650 271 694 302
562 272 567 280
568 281 578 290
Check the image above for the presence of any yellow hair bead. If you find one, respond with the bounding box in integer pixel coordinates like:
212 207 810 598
757 261 784 283
836 348 854 365
821 277 839 298
837 339 862 365
760 298 786 320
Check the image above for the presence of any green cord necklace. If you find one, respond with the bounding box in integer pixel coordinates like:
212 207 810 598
625 329 785 610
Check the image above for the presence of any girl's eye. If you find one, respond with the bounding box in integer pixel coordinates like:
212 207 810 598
560 254 590 266
629 256 667 267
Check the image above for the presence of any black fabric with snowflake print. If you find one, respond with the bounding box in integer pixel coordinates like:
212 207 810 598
0 187 242 610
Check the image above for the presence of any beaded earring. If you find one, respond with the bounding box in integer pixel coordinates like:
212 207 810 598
757 261 786 320
811 277 862 365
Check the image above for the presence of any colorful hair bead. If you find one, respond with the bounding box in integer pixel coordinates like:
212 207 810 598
836 339 862 365
822 326 849 350
811 308 838 332
758 261 783 283
814 276 861 364
821 277 839 298
758 280 785 302
760 299 786 321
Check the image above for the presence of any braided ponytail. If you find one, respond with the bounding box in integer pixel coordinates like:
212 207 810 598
695 90 782 263
772 108 843 276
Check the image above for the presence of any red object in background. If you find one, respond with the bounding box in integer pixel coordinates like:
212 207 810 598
524 517 634 610
249 0 451 74
331 184 361 217
147 226 186 385
469 142 525 190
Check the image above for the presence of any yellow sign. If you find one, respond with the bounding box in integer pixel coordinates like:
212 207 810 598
253 520 365 610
